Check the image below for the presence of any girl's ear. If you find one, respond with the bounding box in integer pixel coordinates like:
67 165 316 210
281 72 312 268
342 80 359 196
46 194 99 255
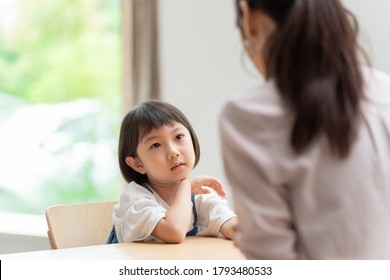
125 156 146 174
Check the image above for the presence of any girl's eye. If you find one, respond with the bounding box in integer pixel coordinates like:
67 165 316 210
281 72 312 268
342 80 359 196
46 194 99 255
176 134 184 140
151 143 161 149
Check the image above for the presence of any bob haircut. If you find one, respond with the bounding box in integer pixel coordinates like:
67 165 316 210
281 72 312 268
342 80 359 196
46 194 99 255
118 100 201 183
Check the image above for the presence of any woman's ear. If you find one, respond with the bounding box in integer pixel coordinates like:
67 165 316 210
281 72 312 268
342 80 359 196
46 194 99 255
239 0 255 40
125 156 146 174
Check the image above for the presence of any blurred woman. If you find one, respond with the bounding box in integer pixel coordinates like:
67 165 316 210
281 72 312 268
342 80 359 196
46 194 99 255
219 0 390 259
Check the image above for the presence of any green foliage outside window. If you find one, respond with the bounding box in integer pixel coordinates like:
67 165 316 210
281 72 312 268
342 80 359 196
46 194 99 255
0 0 122 214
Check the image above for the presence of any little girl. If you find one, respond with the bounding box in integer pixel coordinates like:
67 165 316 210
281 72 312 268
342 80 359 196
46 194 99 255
108 100 237 243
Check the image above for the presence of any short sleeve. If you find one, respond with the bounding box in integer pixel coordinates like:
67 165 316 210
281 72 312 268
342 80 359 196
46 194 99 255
195 193 237 237
113 182 166 242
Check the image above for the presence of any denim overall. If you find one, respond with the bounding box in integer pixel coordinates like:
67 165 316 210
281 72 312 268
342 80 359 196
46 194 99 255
106 183 198 244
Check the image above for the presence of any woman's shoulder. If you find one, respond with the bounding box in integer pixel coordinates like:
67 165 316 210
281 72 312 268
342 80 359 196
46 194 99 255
220 80 287 120
220 80 291 133
363 66 390 82
362 67 390 105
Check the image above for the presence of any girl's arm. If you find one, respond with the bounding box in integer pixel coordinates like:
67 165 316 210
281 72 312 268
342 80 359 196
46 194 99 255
220 216 239 240
152 176 228 243
151 180 192 244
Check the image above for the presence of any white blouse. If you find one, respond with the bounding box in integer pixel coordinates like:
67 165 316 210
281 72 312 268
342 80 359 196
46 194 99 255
219 67 390 259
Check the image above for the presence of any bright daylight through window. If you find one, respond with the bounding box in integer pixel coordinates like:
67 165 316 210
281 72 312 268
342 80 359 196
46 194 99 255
0 0 122 214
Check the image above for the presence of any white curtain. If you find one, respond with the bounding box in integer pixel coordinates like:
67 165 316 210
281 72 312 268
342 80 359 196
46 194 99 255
121 0 160 113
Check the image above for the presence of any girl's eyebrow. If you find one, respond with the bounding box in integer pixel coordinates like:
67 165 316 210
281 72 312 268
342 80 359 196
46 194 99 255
142 125 185 144
142 134 160 144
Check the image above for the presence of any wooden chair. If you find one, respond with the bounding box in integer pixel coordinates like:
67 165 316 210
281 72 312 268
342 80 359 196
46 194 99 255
45 201 117 249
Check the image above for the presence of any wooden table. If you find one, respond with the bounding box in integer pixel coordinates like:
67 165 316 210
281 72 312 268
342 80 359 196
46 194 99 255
0 236 246 259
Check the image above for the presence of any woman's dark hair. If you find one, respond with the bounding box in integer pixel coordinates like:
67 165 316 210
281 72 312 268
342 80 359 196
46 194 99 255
118 100 201 183
236 0 368 157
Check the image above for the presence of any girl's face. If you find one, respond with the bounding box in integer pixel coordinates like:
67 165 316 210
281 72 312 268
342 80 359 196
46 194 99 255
125 122 196 187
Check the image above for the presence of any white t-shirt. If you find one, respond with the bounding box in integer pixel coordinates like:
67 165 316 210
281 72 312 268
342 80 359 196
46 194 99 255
112 181 237 243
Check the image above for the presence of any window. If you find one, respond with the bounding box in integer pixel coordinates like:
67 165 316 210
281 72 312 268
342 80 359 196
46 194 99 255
0 0 122 214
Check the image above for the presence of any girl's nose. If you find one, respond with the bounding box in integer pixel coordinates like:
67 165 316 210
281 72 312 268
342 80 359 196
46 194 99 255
169 153 179 159
168 145 179 159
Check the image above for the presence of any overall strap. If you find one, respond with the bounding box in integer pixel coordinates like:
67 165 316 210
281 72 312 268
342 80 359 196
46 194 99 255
106 225 118 244
186 194 199 236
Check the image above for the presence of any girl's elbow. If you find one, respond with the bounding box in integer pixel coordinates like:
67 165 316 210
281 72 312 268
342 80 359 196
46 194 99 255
153 218 189 243
164 229 186 244
165 237 185 244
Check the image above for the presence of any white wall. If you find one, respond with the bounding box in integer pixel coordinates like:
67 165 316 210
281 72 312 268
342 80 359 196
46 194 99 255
0 212 50 254
159 0 390 207
342 0 390 74
158 0 258 206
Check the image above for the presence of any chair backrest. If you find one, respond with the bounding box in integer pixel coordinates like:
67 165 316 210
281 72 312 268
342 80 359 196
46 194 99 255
45 201 117 249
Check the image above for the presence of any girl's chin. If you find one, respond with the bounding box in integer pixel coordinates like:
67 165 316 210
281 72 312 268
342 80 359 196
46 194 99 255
150 175 190 186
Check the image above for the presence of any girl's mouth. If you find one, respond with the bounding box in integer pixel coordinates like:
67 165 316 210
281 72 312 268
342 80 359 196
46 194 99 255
171 162 184 171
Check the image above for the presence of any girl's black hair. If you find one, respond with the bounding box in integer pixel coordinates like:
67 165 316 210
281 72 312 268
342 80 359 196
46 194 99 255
118 100 200 183
236 0 369 157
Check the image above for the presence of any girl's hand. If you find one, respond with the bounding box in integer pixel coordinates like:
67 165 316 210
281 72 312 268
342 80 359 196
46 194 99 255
182 175 227 197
